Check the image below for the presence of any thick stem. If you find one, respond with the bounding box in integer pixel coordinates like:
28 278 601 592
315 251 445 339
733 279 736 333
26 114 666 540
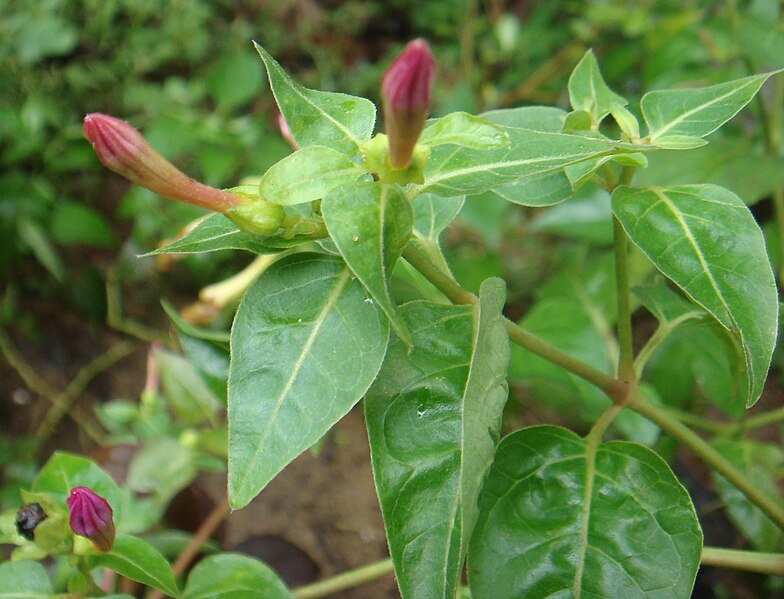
292 558 395 599
401 243 628 401
630 394 784 532
613 217 635 382
701 547 784 575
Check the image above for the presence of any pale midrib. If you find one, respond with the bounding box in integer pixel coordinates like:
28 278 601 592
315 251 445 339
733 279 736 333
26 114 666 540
236 267 351 494
649 81 756 140
573 436 599 598
266 58 363 148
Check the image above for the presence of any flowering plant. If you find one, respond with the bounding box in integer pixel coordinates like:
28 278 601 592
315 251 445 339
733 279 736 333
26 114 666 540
3 38 783 599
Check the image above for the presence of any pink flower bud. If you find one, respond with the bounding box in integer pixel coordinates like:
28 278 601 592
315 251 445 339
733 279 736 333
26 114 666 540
381 39 435 169
277 113 299 150
67 486 115 552
83 113 245 213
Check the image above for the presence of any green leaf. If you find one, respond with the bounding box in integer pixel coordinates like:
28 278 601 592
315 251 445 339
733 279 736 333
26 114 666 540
479 106 566 131
647 135 708 150
156 350 223 425
612 184 778 405
228 253 389 508
32 453 122 526
711 438 784 552
91 535 179 598
183 553 291 599
412 193 464 240
127 438 197 503
562 110 594 132
146 214 282 256
365 279 509 599
478 171 575 207
207 51 264 111
568 50 628 126
635 139 784 206
50 201 116 248
254 42 376 155
468 426 702 598
642 72 777 144
322 182 413 344
0 560 52 598
260 146 367 206
417 127 619 197
420 112 510 149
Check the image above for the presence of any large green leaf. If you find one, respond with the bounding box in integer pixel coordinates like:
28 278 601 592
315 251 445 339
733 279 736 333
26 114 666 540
91 535 178 598
228 253 389 508
365 279 509 599
416 127 618 198
322 182 413 344
468 426 702 598
612 184 777 405
259 146 368 206
146 214 281 255
183 553 291 599
0 561 52 598
254 42 376 155
642 72 776 146
568 49 628 126
711 438 784 553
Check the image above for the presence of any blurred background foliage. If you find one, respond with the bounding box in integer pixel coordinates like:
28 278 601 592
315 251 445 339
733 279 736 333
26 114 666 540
1 0 783 427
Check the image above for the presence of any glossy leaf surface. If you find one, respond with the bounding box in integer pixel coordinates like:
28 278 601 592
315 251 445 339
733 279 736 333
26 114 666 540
228 253 389 508
468 426 702 599
183 553 291 599
612 184 777 405
417 127 618 197
255 42 375 155
148 214 280 255
91 535 179 597
322 182 413 344
260 145 367 206
420 112 509 149
642 72 774 145
365 279 509 599
568 49 628 125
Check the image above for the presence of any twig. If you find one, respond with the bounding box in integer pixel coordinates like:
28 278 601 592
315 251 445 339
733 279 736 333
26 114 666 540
701 546 784 575
292 558 394 599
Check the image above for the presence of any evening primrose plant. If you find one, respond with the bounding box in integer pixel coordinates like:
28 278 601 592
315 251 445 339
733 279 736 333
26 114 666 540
4 39 783 598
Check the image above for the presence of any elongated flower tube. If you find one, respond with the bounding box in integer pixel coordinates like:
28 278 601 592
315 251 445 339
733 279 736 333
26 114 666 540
381 39 435 169
83 113 245 213
67 486 115 552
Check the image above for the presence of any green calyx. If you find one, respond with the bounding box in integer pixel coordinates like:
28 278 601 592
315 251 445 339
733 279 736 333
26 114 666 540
227 201 287 236
361 134 430 185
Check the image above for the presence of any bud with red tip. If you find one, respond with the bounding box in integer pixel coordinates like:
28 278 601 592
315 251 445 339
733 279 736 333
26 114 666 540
83 113 245 213
381 39 436 169
67 487 115 552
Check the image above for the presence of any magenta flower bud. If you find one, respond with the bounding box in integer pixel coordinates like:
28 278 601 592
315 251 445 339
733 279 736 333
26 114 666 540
381 39 436 169
67 486 115 552
83 113 245 213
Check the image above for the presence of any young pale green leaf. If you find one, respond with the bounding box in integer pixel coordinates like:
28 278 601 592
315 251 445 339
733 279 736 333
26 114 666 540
0 560 52 597
419 112 509 149
365 279 509 599
612 184 777 405
254 42 376 155
642 72 776 145
610 103 640 140
322 181 413 344
32 453 122 526
228 253 389 508
468 426 702 599
568 50 628 127
562 110 593 132
156 350 223 425
183 553 291 599
711 438 784 552
91 535 179 598
416 127 619 197
648 135 708 150
146 214 282 255
259 146 367 206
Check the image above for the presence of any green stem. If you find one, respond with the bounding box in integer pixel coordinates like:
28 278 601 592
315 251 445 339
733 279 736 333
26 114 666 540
701 546 784 575
292 558 394 599
613 217 635 381
630 394 784 532
401 243 628 401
